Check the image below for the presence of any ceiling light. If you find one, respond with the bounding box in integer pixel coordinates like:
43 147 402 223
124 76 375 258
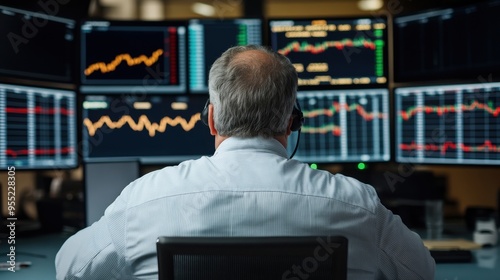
191 2 216 17
358 0 384 11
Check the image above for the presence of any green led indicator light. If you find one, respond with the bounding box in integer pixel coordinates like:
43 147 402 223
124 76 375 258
357 162 366 170
310 163 318 170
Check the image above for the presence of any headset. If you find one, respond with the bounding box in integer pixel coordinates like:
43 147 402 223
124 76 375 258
201 98 304 159
201 98 304 131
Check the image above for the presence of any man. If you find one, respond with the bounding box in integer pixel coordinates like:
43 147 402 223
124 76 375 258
56 45 435 279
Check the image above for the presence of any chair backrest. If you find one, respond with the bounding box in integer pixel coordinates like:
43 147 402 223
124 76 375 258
156 236 348 280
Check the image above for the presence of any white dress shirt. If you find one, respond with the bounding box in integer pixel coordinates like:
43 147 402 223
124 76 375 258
55 137 435 279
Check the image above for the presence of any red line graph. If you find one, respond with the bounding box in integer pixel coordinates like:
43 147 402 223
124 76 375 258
6 147 75 158
6 106 74 116
400 140 499 155
304 101 386 121
399 101 500 121
302 124 342 136
278 38 375 56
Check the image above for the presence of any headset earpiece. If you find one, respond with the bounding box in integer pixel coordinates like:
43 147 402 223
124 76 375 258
201 98 210 126
290 100 304 131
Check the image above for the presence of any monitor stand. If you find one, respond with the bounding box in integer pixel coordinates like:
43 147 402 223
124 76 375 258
84 161 139 226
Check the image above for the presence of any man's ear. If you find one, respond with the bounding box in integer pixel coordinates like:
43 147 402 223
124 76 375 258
208 104 217 136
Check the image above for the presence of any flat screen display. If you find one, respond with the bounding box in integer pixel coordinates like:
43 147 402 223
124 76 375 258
82 94 214 163
0 83 77 169
268 17 388 90
289 88 390 163
80 20 187 93
395 82 500 165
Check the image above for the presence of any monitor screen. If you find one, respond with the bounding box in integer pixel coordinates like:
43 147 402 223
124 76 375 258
289 88 390 163
80 20 187 93
395 82 500 165
0 83 78 169
0 5 76 83
82 94 214 163
188 18 262 93
268 17 388 89
393 1 500 82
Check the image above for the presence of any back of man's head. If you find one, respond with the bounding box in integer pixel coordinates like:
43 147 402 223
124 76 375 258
208 45 298 138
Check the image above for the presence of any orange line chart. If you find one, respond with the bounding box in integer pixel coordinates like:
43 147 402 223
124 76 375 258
83 113 201 137
84 49 164 76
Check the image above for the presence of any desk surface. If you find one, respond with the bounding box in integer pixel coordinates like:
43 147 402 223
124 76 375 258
0 232 70 280
1 231 499 280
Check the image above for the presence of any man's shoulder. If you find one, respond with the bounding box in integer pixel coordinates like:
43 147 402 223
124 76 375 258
122 156 214 206
307 169 380 214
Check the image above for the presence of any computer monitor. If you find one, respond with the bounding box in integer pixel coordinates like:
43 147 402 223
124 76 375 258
393 0 500 83
0 83 78 169
82 94 214 164
80 20 187 93
0 5 76 83
289 88 390 163
395 82 500 165
188 18 262 93
268 16 388 90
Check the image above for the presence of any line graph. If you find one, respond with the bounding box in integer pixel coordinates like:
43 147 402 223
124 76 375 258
83 113 201 137
84 49 163 76
301 100 387 137
6 106 74 115
395 83 500 165
399 101 500 121
399 140 499 155
269 18 388 88
82 95 214 163
6 147 75 158
289 89 390 163
0 84 77 169
80 23 187 93
301 123 342 136
278 38 375 56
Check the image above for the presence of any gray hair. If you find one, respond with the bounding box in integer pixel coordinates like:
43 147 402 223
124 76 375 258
208 45 298 138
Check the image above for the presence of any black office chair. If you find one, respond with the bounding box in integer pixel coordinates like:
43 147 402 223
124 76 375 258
156 236 348 280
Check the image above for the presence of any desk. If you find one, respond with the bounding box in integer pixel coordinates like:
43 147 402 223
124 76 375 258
0 232 70 280
1 231 499 279
436 247 500 280
418 223 500 280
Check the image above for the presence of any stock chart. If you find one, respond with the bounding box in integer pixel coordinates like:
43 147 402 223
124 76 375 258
80 21 186 93
82 94 213 163
0 84 77 169
395 83 500 165
269 17 387 88
289 89 390 163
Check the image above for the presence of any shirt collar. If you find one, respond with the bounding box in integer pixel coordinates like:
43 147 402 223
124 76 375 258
214 137 289 158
